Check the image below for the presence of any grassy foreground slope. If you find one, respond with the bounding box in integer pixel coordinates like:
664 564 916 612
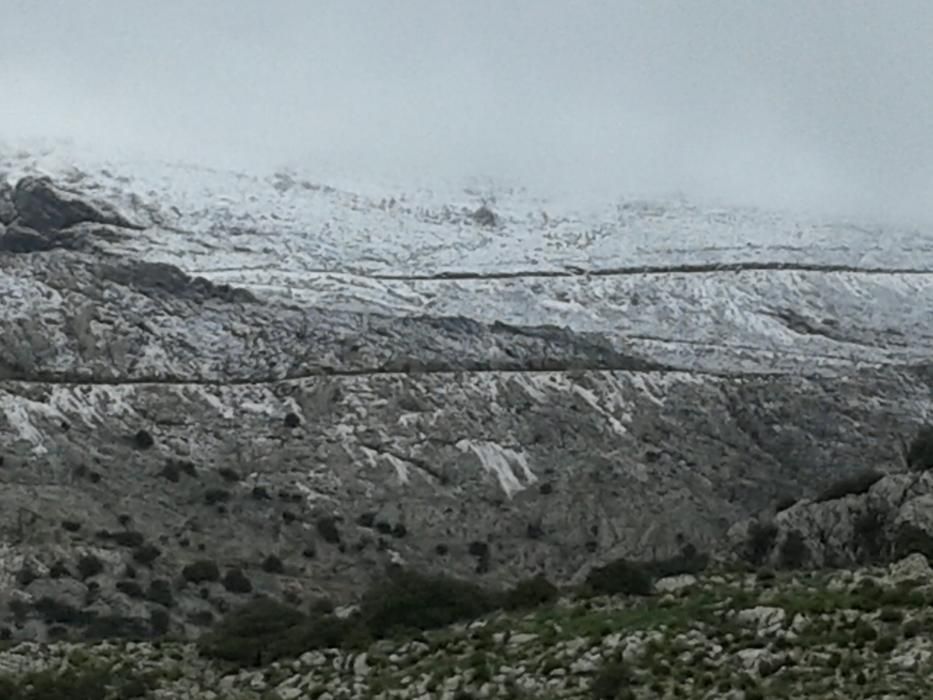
1 553 932 700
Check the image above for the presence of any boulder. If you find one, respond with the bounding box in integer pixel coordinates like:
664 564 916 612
0 223 52 253
12 176 140 233
888 552 932 583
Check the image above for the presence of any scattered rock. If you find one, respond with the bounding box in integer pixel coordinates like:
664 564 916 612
889 552 932 583
654 574 697 594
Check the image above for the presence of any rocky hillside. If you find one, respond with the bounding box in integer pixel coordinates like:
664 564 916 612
1 147 933 648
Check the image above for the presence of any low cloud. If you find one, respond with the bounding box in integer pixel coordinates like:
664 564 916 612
3 1 933 223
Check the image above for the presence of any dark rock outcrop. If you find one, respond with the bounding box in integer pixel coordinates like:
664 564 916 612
0 178 15 224
12 175 140 234
0 223 51 253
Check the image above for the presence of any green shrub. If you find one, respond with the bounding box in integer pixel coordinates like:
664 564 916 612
906 425 933 471
853 621 878 644
32 597 93 625
145 580 175 608
76 554 104 580
149 608 170 636
109 531 145 548
84 614 149 640
584 558 653 597
116 580 145 599
197 598 302 666
642 543 709 578
182 560 220 584
853 508 889 563
222 568 253 594
742 521 778 566
504 574 559 610
0 662 151 700
198 598 366 667
591 658 635 699
879 606 904 623
893 523 933 559
261 555 285 574
778 530 810 569
316 517 341 544
203 489 230 506
132 544 161 566
814 470 883 503
874 635 897 653
360 569 499 637
218 468 240 482
471 205 498 227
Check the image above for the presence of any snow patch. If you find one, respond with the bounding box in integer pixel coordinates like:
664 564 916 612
360 445 410 485
456 439 536 498
1 402 49 455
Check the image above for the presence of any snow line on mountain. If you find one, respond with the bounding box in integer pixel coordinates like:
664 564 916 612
189 261 933 281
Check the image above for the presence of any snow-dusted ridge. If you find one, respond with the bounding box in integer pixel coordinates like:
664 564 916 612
3 143 932 375
2 142 933 643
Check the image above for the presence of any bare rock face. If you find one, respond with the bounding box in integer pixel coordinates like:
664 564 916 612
0 223 51 253
11 175 140 234
727 468 933 570
0 160 932 644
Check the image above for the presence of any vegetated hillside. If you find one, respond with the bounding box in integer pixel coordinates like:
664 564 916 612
1 550 932 699
1 149 933 666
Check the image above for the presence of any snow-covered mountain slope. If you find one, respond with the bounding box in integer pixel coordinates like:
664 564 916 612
4 145 931 376
1 143 932 644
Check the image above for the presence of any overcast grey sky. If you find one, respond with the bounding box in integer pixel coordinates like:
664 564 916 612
2 1 933 222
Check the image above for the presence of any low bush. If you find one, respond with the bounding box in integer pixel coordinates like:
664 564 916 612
182 560 220 584
778 530 810 569
132 544 161 566
742 521 778 566
853 508 889 563
197 598 365 666
197 598 296 665
145 580 175 608
116 581 145 599
133 429 154 450
893 523 933 559
200 567 562 668
583 558 653 597
222 568 253 594
591 657 635 700
641 543 709 578
33 597 92 625
504 574 559 610
84 615 149 640
0 662 152 700
76 554 104 580
260 555 285 574
360 569 499 637
316 517 341 544
906 425 933 471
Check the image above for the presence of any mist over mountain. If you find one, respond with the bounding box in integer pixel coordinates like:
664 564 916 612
3 1 933 224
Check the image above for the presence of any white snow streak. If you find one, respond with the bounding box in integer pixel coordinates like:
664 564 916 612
456 439 537 498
